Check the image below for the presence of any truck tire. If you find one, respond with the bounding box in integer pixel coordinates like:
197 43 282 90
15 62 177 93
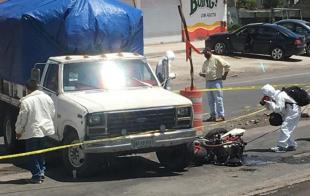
156 143 193 171
62 131 98 177
3 115 17 153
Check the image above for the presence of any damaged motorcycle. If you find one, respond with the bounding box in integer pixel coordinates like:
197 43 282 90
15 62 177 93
192 128 247 166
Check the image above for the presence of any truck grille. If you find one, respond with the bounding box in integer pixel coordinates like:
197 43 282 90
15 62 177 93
107 107 176 135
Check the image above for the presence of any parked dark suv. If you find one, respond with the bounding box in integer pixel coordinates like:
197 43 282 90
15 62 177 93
275 19 310 56
205 23 306 60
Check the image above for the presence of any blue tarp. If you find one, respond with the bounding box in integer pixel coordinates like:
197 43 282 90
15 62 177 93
0 0 143 84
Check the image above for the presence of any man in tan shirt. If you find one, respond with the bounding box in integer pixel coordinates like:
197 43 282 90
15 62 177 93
199 49 230 122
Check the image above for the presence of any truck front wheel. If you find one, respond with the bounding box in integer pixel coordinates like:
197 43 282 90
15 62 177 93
3 115 17 153
62 131 98 177
156 143 193 171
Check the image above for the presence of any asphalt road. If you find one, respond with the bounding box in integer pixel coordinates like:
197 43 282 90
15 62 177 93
1 121 310 196
148 53 310 119
0 56 310 195
171 68 310 119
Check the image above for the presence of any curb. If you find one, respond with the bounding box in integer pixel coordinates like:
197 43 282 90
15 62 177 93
145 49 187 58
244 168 310 195
145 47 205 58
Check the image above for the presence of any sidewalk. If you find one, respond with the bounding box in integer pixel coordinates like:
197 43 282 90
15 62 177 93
144 40 205 57
144 39 310 79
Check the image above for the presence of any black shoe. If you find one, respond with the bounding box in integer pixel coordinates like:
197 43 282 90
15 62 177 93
40 175 45 180
28 178 43 184
287 146 296 151
203 117 216 122
270 146 287 153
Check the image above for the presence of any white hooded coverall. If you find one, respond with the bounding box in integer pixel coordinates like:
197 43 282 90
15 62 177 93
261 84 301 148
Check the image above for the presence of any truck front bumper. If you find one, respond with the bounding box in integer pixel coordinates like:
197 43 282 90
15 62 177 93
84 128 196 154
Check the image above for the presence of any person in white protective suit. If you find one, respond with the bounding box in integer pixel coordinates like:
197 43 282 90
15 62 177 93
261 84 301 152
155 50 175 90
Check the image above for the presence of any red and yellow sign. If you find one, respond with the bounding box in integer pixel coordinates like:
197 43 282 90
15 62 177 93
181 0 227 41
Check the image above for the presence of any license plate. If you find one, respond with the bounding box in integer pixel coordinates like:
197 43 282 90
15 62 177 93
132 138 154 149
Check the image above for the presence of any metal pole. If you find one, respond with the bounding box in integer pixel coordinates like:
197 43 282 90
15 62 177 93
177 4 195 90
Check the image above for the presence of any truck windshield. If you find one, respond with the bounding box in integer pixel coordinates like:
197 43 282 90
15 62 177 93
63 59 158 91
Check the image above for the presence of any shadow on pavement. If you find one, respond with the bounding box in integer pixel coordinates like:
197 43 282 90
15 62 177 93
296 138 310 142
0 141 182 184
0 154 182 184
244 148 272 153
0 179 29 185
44 155 182 183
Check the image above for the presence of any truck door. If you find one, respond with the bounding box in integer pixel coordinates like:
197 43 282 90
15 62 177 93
42 63 60 140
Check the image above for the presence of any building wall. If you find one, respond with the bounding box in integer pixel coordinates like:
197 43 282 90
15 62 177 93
122 0 182 44
293 0 310 19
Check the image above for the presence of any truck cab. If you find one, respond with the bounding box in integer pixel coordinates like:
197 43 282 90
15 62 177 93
2 52 196 176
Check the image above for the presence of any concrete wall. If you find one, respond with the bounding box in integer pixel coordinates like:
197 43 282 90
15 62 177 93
293 0 310 20
122 0 182 44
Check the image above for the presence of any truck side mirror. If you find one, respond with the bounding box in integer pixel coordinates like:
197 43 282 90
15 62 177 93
155 59 169 84
155 50 176 89
31 68 41 83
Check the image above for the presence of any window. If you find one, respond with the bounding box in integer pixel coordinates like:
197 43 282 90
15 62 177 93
257 27 278 39
281 23 295 31
247 27 257 34
235 27 248 36
35 63 46 79
63 59 158 91
296 25 308 35
43 64 59 93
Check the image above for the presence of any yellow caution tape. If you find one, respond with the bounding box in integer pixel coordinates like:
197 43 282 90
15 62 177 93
194 107 267 131
0 83 308 160
174 83 310 93
0 143 81 160
0 130 160 160
208 108 266 127
0 108 267 160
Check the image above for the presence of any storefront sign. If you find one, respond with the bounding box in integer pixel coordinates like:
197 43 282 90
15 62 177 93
181 0 227 40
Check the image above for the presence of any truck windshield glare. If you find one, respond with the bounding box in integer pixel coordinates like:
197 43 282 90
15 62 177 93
63 59 158 91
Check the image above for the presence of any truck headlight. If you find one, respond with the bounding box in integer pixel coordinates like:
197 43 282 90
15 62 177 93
175 106 192 128
87 113 105 127
176 107 191 117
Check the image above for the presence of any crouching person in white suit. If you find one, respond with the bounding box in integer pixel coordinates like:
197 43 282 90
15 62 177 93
261 84 301 152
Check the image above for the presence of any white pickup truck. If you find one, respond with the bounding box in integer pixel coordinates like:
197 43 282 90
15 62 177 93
0 52 196 176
